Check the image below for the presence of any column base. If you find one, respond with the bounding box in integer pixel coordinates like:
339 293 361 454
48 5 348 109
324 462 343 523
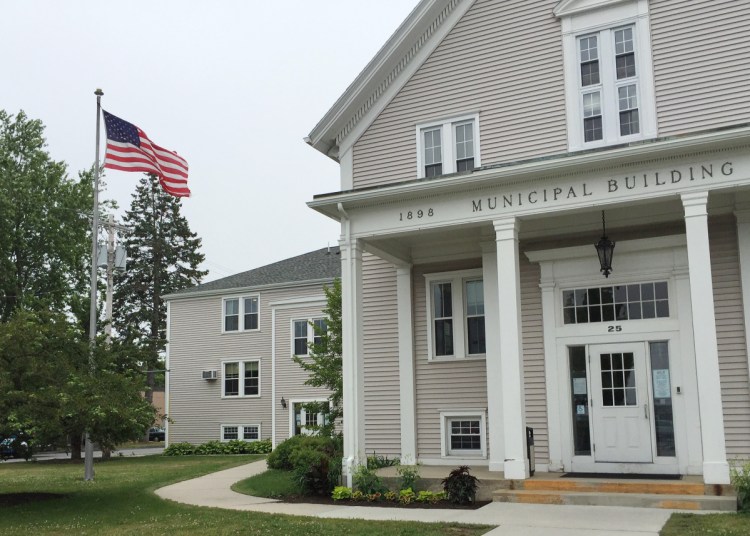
703 461 730 485
489 460 504 472
504 458 529 480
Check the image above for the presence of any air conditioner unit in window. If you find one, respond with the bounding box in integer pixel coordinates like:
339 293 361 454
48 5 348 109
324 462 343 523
202 370 218 380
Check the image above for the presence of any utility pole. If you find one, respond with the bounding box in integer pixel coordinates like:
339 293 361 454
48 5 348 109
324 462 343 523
101 215 128 341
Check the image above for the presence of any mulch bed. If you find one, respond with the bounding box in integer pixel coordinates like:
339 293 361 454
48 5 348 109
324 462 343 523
0 493 66 507
279 494 490 510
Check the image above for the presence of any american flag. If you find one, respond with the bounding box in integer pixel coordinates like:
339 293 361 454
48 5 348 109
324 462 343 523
102 110 190 197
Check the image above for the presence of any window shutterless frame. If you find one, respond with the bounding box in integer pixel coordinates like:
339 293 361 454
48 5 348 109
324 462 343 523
291 317 327 357
416 113 481 178
220 423 261 442
221 358 261 398
221 294 261 333
439 410 487 458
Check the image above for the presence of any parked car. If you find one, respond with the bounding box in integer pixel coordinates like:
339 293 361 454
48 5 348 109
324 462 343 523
0 435 31 461
148 428 165 442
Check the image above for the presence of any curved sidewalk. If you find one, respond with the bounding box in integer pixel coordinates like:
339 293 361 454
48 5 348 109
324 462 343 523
155 459 681 536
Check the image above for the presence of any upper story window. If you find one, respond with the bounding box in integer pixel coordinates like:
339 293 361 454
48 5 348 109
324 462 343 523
223 295 259 333
416 114 480 178
292 317 327 356
425 269 485 360
556 0 656 151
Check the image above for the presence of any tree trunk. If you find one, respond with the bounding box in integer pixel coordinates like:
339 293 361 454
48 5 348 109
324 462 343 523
102 447 111 460
70 433 82 460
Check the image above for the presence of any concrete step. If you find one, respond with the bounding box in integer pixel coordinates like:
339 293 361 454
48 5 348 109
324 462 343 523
493 489 737 510
508 478 709 496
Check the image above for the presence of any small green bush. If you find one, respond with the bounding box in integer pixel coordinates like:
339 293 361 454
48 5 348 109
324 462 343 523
353 464 387 495
290 447 333 495
367 451 399 469
396 464 421 491
416 490 444 504
246 439 272 454
267 435 337 469
331 486 352 501
366 492 382 502
383 490 398 502
442 465 479 505
730 460 750 510
351 490 365 501
163 442 195 456
194 440 225 455
398 487 416 505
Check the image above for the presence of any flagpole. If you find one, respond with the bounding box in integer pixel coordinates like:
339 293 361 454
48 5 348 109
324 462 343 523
84 88 104 481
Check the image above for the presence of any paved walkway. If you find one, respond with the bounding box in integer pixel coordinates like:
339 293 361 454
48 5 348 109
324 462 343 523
2 446 164 463
154 459 706 535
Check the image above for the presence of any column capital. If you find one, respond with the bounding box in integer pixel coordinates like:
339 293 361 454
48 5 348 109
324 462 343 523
493 217 519 240
735 209 750 224
480 241 497 254
681 191 709 218
395 263 413 275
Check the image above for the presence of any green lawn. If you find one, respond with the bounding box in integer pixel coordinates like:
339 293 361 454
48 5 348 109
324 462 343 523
232 467 301 498
661 512 750 535
0 456 490 535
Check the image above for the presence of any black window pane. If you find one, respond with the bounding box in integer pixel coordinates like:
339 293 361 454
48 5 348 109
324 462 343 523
581 60 600 86
601 287 614 304
628 302 642 320
620 109 640 136
225 379 238 396
616 303 629 320
627 285 641 302
602 370 612 388
563 290 575 307
425 163 442 177
642 301 655 319
244 313 258 330
602 304 615 321
614 285 627 302
588 305 602 323
656 300 670 318
612 353 623 370
614 389 625 406
225 316 238 331
435 319 453 356
467 317 486 354
616 53 636 79
603 390 613 406
576 306 589 323
294 338 307 355
641 283 655 300
564 308 576 324
584 116 603 142
456 158 474 172
655 282 668 300
575 289 588 305
588 288 601 305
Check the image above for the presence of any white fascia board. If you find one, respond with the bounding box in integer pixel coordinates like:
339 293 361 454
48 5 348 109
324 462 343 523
305 0 455 159
307 125 750 219
163 278 336 302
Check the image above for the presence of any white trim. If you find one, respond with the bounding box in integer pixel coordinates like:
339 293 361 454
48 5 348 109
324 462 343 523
439 410 487 459
165 301 171 447
271 307 277 448
220 358 262 399
220 423 261 442
415 113 481 178
424 268 484 360
164 278 335 302
221 294 260 334
397 264 417 464
269 295 326 308
288 398 330 438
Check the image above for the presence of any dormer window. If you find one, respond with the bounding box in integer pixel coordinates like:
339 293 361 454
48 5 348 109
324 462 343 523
556 0 656 151
416 114 480 178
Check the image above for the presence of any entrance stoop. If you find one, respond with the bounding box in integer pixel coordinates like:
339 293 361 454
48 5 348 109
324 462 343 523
493 474 737 511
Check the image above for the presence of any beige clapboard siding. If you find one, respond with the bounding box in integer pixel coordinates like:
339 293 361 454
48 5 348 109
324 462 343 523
519 252 549 464
413 259 489 459
651 0 750 135
709 216 750 458
352 0 566 190
361 253 402 456
274 305 332 443
168 284 327 445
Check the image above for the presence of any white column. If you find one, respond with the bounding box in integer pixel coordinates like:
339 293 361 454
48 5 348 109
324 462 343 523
340 237 365 487
494 218 529 479
734 204 750 386
396 264 417 464
682 192 730 485
481 242 505 471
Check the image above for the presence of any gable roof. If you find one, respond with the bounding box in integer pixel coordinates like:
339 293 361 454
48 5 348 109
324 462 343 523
305 0 473 160
166 246 340 299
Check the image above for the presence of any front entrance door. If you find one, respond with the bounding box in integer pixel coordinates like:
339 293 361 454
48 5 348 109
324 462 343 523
589 343 653 463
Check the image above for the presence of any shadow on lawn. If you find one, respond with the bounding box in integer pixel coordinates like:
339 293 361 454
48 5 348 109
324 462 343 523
0 493 66 507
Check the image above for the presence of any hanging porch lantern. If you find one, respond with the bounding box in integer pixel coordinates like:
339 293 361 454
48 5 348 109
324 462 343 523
595 210 615 278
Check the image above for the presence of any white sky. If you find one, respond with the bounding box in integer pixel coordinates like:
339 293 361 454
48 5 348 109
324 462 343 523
2 1 418 281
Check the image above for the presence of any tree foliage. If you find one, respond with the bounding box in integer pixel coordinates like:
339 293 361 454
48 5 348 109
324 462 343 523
293 278 342 437
0 110 92 322
113 174 206 393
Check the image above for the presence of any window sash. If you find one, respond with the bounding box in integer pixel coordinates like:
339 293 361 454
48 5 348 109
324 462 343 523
244 297 258 330
465 280 485 355
224 361 259 396
449 419 482 452
224 362 239 396
244 361 259 396
433 282 454 357
313 318 326 347
224 296 259 332
224 299 239 331
243 425 259 441
222 426 239 440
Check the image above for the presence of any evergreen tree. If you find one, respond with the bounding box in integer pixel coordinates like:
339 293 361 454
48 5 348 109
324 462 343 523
113 174 207 400
0 110 92 321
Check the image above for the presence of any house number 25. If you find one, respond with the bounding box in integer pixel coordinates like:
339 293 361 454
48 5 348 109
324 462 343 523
399 208 434 221
607 325 622 333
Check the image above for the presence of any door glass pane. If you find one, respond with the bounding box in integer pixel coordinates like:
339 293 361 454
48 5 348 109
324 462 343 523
650 341 676 456
601 352 636 406
569 346 591 455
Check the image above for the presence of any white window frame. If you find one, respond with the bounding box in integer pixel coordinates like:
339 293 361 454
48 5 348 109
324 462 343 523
439 410 487 459
221 358 261 398
416 113 481 178
221 294 260 333
291 317 327 357
288 398 330 437
425 269 485 361
558 0 656 151
220 423 261 442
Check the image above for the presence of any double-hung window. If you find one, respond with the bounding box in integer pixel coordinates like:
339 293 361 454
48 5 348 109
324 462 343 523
292 318 327 356
440 410 487 458
223 295 260 332
221 424 260 442
416 114 480 178
426 270 486 360
223 360 260 397
557 0 656 150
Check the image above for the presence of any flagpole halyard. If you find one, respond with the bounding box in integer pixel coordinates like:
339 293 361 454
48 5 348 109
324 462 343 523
84 88 104 482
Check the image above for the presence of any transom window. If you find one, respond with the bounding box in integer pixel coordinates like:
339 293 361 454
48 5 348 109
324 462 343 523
426 270 485 360
223 360 260 397
292 317 327 356
563 281 669 325
221 424 260 442
416 114 480 178
223 295 259 332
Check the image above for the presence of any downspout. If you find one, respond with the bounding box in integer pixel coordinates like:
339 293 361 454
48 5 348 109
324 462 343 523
336 202 355 487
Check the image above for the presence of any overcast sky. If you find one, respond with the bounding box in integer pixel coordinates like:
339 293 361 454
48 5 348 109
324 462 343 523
3 1 417 281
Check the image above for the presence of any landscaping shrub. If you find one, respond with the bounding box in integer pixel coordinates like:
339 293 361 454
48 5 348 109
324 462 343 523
268 435 342 495
194 440 225 455
163 442 195 456
267 435 337 470
383 490 398 502
731 460 750 510
367 451 399 469
353 464 387 495
332 486 352 501
290 447 334 495
442 465 479 505
416 490 444 504
398 487 416 505
396 464 421 491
